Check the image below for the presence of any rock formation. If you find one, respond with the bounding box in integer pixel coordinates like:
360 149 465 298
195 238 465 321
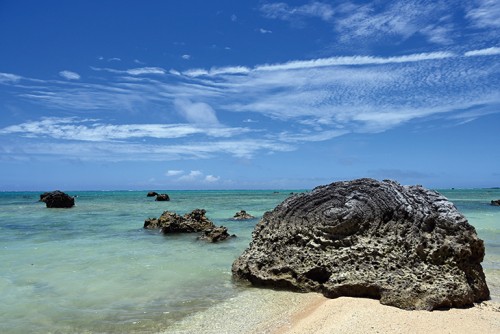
147 191 158 197
232 178 490 310
39 190 75 208
490 199 500 206
198 226 235 243
144 209 214 233
155 194 170 201
233 210 255 220
144 209 235 242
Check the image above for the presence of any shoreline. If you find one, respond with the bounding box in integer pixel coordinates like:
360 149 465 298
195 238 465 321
270 295 500 334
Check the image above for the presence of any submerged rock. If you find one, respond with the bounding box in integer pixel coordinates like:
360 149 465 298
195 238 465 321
232 178 490 310
233 210 255 220
491 199 500 206
198 226 236 243
39 190 75 208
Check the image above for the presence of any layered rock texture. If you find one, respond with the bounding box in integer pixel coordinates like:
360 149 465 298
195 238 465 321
232 178 490 310
39 190 75 208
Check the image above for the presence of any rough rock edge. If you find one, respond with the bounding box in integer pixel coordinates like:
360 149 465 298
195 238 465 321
232 178 490 310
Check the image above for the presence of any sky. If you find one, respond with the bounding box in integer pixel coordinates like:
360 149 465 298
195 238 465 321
0 0 499 190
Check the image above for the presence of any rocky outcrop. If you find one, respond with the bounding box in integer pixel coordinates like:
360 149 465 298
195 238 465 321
146 192 170 200
39 190 75 208
144 209 214 233
232 178 490 310
144 209 235 242
198 226 236 243
491 199 500 206
155 194 170 201
233 210 255 220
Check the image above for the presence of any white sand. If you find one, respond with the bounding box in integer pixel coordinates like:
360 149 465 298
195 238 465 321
272 295 500 334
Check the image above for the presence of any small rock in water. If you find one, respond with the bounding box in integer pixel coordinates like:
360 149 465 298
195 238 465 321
39 190 75 208
233 210 255 220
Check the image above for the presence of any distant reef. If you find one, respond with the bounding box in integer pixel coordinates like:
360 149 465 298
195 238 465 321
39 190 75 208
232 178 489 310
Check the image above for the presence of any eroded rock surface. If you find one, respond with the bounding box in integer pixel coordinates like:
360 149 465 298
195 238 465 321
198 226 235 243
144 209 215 233
232 178 490 310
491 199 500 206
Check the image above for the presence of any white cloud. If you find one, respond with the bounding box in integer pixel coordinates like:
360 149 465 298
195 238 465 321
260 1 334 22
174 98 220 126
466 0 500 28
205 175 220 182
231 14 237 22
464 46 500 57
166 170 184 176
0 117 246 141
182 54 191 60
59 70 81 80
254 52 455 72
2 46 500 164
126 67 165 75
0 72 22 83
259 28 272 34
178 170 203 181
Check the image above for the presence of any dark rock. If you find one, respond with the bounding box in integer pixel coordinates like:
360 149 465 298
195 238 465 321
491 199 500 206
144 209 215 233
39 190 75 208
147 191 158 197
233 210 255 220
232 178 490 310
155 194 170 201
198 226 236 243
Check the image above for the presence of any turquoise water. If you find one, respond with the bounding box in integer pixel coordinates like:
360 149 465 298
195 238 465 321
0 189 499 333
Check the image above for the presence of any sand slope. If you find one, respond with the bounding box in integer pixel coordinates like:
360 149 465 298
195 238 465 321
274 296 500 334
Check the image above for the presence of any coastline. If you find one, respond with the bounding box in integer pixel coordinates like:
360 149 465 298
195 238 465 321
271 295 500 334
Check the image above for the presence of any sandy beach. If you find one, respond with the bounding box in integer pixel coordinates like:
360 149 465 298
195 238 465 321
272 295 500 334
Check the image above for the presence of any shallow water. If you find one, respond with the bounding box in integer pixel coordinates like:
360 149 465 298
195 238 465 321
0 188 499 333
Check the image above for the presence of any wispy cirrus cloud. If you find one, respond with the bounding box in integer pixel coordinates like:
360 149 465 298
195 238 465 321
1 46 499 163
59 70 81 80
260 1 334 22
0 117 248 141
466 0 500 28
464 46 500 57
261 0 498 46
0 72 22 83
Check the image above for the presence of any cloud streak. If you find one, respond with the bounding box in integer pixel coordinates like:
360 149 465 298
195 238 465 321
1 46 499 163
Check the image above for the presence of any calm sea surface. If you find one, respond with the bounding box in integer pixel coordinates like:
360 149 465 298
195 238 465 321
0 188 499 333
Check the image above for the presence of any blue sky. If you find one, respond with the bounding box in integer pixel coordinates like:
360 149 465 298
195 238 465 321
0 0 499 190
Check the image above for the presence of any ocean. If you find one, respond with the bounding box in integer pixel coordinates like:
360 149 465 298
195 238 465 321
0 188 499 333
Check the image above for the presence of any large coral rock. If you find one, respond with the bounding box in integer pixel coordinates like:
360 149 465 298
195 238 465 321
232 178 490 310
39 190 75 208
